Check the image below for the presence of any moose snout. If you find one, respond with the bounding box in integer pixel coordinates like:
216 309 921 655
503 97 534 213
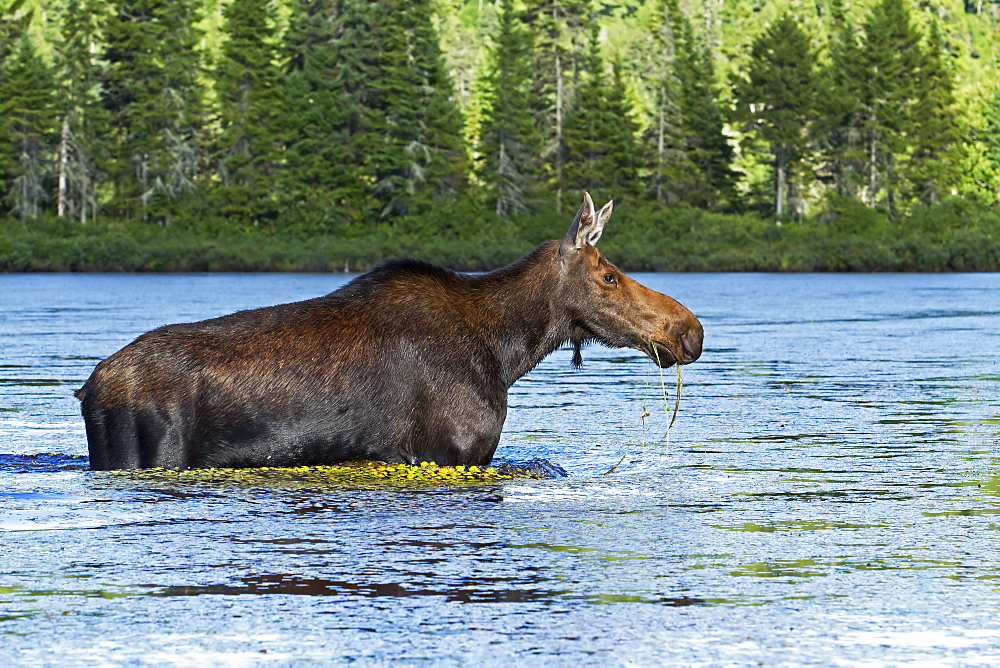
647 316 703 368
679 321 703 363
661 316 703 365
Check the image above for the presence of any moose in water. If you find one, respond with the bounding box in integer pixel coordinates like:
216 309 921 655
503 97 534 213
78 193 704 470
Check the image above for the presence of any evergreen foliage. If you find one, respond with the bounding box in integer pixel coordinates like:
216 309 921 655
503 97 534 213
0 36 60 220
55 0 107 223
364 0 467 220
731 13 822 222
0 0 33 69
281 0 362 224
907 21 963 206
973 85 1000 204
637 0 694 206
853 0 930 216
283 0 465 225
523 0 591 210
668 0 736 210
563 27 640 201
212 0 284 225
476 0 538 217
0 0 997 272
816 0 867 203
100 0 206 223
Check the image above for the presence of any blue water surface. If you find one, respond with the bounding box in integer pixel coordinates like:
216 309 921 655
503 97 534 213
1 271 998 665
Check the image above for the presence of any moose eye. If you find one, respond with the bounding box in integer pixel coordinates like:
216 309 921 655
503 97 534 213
602 273 616 285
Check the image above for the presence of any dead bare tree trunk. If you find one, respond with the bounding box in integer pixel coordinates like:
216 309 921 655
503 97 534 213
58 117 69 218
775 150 786 224
868 127 877 208
554 48 563 212
656 85 666 206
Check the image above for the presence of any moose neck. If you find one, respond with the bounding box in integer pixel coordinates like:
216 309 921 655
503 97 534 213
468 241 575 388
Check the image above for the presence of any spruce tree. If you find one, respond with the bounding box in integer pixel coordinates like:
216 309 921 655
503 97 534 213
732 14 821 222
101 0 205 222
213 0 284 225
855 0 925 216
283 0 466 223
55 0 108 222
820 1 961 214
523 0 590 210
974 85 1000 204
0 0 32 71
907 21 963 205
639 0 695 207
563 28 640 200
282 0 365 222
477 0 539 216
366 0 467 219
0 36 60 220
816 0 866 203
670 0 736 210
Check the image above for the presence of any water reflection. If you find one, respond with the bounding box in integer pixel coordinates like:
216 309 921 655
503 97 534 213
152 574 570 603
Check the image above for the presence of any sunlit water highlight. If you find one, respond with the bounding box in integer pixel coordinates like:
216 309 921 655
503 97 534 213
1 272 998 665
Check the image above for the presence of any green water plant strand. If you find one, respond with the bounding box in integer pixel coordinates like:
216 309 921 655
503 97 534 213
651 342 683 440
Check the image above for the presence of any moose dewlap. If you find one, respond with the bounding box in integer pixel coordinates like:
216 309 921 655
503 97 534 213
77 193 704 470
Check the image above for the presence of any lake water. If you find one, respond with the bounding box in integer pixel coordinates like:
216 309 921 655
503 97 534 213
1 271 998 665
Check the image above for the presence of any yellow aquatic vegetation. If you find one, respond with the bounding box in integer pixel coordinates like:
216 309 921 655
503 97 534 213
104 460 549 488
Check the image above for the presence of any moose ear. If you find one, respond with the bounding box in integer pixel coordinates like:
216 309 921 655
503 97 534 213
560 193 613 255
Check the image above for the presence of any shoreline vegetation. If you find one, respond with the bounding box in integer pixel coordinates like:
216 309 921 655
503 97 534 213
3 0 1000 273
3 198 998 273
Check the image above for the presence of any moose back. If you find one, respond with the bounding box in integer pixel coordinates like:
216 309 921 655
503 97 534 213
78 194 704 470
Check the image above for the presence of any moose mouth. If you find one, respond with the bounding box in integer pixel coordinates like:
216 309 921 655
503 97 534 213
648 340 698 368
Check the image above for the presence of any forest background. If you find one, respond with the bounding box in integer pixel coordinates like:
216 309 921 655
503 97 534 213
1 0 999 272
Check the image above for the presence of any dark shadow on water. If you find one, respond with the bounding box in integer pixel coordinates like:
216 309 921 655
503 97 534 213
0 453 88 473
151 574 570 603
148 573 708 606
738 489 913 503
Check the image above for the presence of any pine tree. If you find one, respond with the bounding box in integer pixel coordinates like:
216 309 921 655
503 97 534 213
476 0 539 216
55 0 108 223
907 21 963 205
282 0 365 222
563 28 640 200
638 0 695 206
213 0 284 225
732 13 821 222
283 0 466 223
855 0 926 216
670 0 736 210
101 0 206 222
523 0 590 210
0 36 60 220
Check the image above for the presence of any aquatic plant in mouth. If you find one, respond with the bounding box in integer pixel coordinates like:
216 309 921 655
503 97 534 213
102 460 554 488
651 342 683 431
607 344 684 474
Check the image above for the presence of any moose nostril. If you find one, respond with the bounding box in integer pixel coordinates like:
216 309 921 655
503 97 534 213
680 326 703 361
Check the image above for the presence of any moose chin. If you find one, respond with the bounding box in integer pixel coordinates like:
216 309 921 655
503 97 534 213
78 192 704 470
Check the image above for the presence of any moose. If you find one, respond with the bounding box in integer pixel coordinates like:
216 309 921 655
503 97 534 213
78 193 703 470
